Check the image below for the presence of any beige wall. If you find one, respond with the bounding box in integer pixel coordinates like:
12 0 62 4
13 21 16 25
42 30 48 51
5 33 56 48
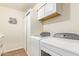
43 3 79 34
0 6 25 52
31 4 43 36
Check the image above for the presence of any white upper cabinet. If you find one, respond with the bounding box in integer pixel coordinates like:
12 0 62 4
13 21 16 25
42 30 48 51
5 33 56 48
45 3 56 16
37 4 45 20
37 3 62 21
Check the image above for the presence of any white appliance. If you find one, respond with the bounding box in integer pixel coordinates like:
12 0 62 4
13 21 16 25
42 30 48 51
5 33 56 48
28 36 41 56
40 37 61 56
40 37 79 56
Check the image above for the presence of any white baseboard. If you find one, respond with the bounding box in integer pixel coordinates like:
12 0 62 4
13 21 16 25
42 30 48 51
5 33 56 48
3 47 24 53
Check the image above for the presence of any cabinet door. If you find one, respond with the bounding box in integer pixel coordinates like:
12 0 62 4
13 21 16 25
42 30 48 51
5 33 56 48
45 3 56 16
38 5 45 19
27 37 40 56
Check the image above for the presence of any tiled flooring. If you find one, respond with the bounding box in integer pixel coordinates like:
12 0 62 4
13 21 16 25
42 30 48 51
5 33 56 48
2 48 27 56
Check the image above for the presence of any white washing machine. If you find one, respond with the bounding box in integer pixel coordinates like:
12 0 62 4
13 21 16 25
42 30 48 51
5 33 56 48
40 37 79 56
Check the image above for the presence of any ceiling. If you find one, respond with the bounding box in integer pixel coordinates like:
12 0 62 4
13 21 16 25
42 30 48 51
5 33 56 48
0 3 36 12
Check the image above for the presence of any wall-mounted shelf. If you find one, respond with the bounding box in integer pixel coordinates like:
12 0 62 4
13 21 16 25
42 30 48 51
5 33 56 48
39 12 60 21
